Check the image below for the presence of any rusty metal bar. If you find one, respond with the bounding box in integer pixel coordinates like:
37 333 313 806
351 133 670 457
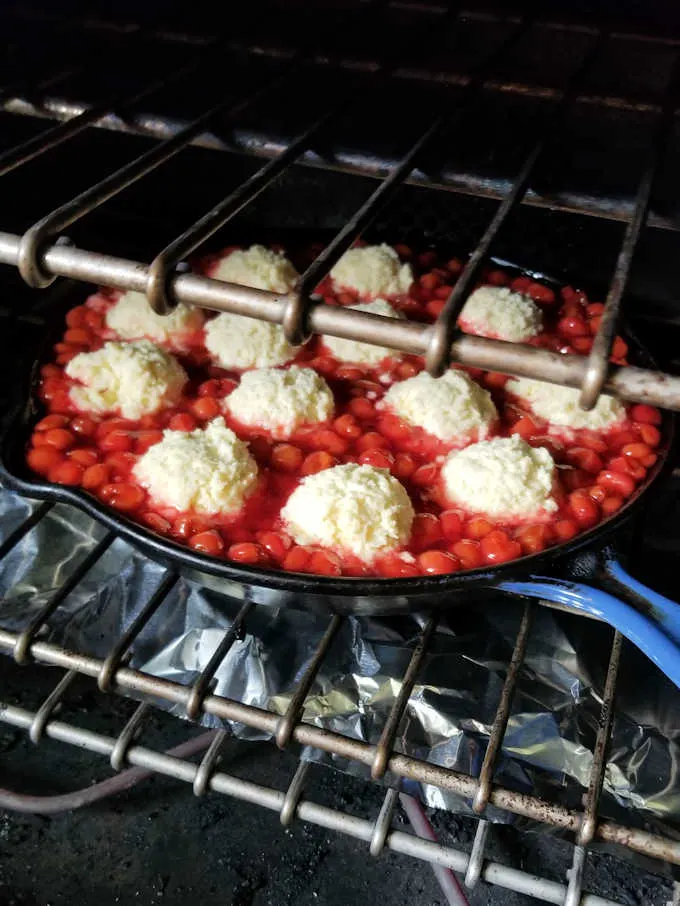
0 501 53 561
13 0 383 291
580 54 680 409
0 628 676 865
12 532 114 665
564 631 623 906
97 571 179 692
283 18 529 344
15 59 300 290
424 30 608 375
371 614 439 779
0 697 626 905
4 94 678 231
274 614 344 748
145 4 456 315
185 596 255 720
473 602 533 814
0 232 678 409
146 81 367 314
578 631 623 848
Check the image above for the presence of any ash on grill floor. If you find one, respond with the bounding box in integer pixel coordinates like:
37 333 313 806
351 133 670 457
0 662 672 906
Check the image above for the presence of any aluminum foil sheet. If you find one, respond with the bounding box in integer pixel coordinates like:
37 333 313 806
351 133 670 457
1 484 679 834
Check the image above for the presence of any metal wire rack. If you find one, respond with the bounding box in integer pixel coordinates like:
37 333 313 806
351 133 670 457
0 496 679 906
0 2 678 407
2 4 680 905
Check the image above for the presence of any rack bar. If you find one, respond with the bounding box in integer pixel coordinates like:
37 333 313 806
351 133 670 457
0 232 677 409
578 631 623 848
193 728 229 797
97 571 179 692
0 25 128 105
0 501 52 561
564 631 622 906
580 55 680 409
6 90 679 233
12 532 114 665
280 760 311 827
146 78 369 314
566 845 589 906
283 19 528 344
274 614 344 748
425 30 608 375
145 3 455 315
0 630 676 865
16 60 299 289
370 787 400 856
372 614 438 779
464 820 491 889
14 0 382 291
185 595 255 720
28 668 78 744
0 43 216 179
110 701 151 771
0 700 625 906
473 602 533 814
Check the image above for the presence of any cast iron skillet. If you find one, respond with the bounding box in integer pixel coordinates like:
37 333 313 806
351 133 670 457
2 258 680 686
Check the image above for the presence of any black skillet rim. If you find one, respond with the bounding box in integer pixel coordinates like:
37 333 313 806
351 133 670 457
0 254 675 599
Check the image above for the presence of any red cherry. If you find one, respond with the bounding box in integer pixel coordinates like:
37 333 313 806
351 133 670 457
81 463 111 489
630 404 661 426
271 444 304 473
450 539 484 570
596 469 636 499
189 530 225 556
48 460 83 486
480 530 522 565
418 550 460 575
99 482 146 512
27 446 63 475
440 510 463 542
35 414 69 431
44 428 75 451
568 490 600 527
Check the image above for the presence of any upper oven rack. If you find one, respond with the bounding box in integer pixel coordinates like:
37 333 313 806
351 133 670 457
0 1 679 411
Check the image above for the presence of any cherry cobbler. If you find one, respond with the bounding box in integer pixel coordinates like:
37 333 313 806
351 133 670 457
26 242 662 578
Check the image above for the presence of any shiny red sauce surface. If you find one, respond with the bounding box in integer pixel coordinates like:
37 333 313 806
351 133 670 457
26 244 663 578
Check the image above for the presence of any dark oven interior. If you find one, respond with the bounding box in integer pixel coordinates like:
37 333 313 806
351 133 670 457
2 2 680 905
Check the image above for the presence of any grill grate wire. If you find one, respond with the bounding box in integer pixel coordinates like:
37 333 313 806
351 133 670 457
1 5 680 904
0 3 677 406
0 502 678 906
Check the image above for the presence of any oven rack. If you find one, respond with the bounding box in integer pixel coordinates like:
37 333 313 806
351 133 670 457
0 498 679 906
0 689 673 906
0 3 679 410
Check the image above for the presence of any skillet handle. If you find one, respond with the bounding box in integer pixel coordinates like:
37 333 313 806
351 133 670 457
498 556 680 688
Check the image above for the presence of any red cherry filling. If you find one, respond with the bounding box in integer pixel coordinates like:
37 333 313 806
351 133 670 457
27 249 659 578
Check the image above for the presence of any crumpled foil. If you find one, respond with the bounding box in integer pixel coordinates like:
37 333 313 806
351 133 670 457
1 485 679 834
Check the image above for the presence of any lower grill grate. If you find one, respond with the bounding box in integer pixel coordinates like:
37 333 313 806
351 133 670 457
0 486 679 905
0 683 670 906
